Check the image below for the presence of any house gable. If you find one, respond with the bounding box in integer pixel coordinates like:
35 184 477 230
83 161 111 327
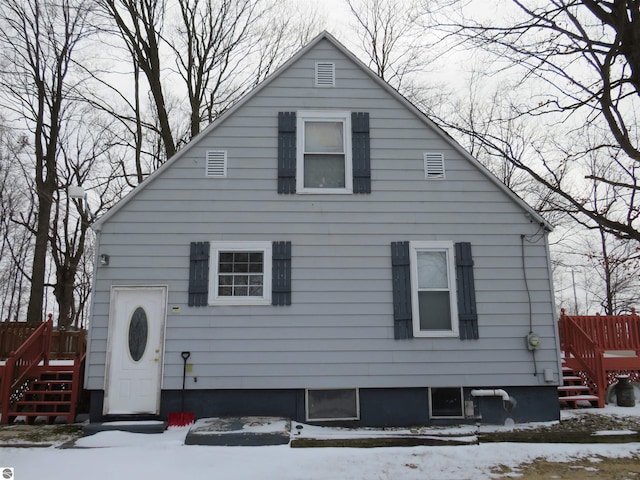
92 32 549 232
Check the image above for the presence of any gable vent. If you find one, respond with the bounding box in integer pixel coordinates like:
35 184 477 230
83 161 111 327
206 150 227 177
315 62 335 87
424 153 445 179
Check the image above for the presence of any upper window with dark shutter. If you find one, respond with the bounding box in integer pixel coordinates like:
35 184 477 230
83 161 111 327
296 110 352 194
278 111 371 195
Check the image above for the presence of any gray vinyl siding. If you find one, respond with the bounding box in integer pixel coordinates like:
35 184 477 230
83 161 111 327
86 38 558 391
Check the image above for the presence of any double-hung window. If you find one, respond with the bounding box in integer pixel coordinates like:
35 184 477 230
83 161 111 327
297 111 352 193
209 241 272 305
409 241 459 337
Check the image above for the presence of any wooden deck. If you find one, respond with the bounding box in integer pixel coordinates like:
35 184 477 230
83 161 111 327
558 308 640 407
0 318 86 424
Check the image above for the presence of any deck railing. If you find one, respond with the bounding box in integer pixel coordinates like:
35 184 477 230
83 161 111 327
0 322 42 359
560 309 640 353
0 320 86 360
0 318 53 422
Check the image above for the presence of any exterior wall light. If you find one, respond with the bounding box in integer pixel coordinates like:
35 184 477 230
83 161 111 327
99 254 110 266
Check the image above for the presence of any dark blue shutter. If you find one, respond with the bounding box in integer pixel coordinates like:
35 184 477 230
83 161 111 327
278 112 296 194
189 242 210 307
352 112 371 193
391 241 413 339
272 241 292 305
455 242 479 339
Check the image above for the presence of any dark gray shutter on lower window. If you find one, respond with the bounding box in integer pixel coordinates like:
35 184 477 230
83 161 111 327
352 112 371 193
272 241 292 305
455 242 479 340
189 242 210 307
278 112 296 194
391 241 413 339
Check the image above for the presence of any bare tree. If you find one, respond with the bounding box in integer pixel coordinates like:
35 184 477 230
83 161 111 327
431 0 640 242
98 0 176 162
0 122 32 322
49 110 115 329
0 0 94 322
170 0 263 138
345 0 431 91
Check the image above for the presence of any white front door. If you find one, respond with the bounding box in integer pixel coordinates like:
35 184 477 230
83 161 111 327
104 286 167 415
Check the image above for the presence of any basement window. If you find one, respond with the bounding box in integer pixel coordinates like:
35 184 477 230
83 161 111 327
306 388 359 421
429 387 464 418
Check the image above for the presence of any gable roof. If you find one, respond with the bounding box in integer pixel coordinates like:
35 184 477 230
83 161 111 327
92 31 551 231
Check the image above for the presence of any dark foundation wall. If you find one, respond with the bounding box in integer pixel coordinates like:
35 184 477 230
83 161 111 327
88 386 559 427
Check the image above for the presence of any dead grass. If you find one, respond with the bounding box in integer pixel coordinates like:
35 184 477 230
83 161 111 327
492 454 640 479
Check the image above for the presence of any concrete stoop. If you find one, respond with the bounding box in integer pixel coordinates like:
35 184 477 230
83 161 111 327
83 420 167 436
184 417 290 446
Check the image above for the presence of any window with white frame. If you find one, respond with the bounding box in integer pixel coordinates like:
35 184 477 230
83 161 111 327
409 241 459 337
297 111 352 193
209 242 272 305
429 387 464 418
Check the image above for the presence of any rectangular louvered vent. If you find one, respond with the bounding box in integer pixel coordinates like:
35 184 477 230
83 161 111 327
424 153 445 179
315 62 335 87
206 150 227 177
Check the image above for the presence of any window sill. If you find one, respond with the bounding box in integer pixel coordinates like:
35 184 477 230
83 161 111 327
209 298 272 306
296 189 353 195
413 330 460 338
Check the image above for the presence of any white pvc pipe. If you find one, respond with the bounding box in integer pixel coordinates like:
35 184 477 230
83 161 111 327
471 389 510 402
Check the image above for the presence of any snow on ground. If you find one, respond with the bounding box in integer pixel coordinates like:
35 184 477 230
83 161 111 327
3 405 640 480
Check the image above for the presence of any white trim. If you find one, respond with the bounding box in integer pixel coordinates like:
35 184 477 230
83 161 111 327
206 150 227 177
428 387 465 419
315 62 335 87
305 388 360 421
296 110 353 194
409 241 459 338
208 241 272 305
424 152 445 179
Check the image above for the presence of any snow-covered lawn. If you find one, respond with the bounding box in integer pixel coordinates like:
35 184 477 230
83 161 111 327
3 405 640 480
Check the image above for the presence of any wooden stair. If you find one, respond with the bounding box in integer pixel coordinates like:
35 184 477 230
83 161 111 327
0 318 86 425
4 364 78 424
558 362 599 408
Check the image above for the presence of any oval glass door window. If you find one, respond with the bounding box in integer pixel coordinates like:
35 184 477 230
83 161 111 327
128 307 148 362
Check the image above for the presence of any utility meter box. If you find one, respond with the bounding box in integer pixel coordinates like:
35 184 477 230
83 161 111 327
526 332 540 351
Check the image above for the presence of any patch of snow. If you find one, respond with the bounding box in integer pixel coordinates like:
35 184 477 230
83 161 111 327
592 430 637 436
4 403 640 479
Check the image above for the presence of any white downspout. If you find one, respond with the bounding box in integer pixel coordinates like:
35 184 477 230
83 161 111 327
471 389 510 403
